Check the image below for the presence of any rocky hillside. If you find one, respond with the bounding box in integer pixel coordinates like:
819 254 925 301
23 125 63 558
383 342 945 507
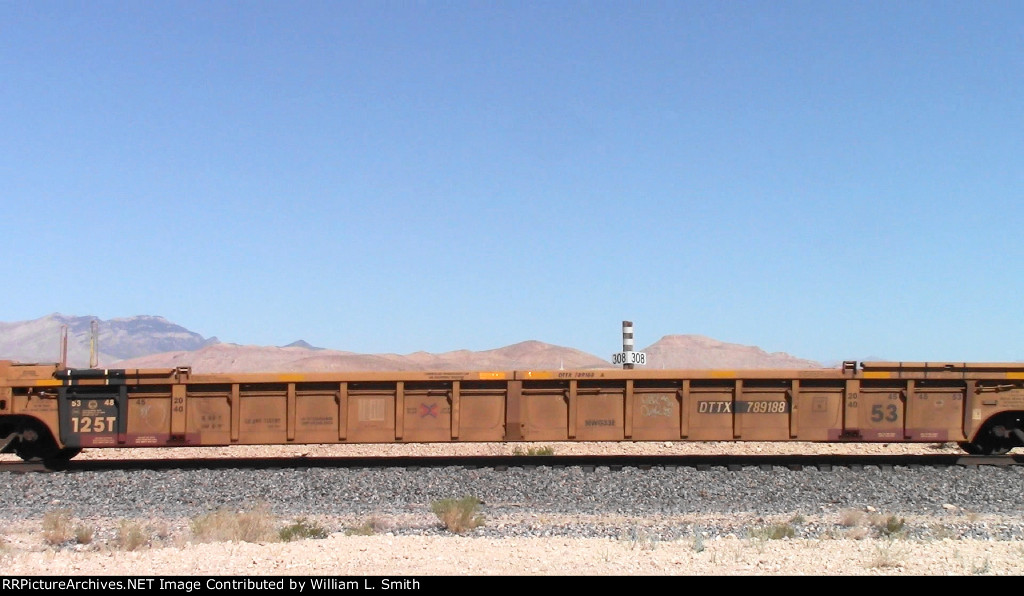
1 314 825 371
0 314 217 367
112 336 822 373
111 340 613 373
642 335 821 369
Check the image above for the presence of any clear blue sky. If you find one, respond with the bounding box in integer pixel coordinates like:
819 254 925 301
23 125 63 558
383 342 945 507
3 1 1022 364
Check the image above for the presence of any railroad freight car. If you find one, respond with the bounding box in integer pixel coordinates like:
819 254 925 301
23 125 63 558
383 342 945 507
2 359 1024 462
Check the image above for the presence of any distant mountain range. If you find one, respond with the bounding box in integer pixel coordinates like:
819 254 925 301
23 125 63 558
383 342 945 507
0 314 217 367
0 314 825 372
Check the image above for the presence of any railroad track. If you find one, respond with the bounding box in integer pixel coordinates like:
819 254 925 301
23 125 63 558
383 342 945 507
2 453 1023 474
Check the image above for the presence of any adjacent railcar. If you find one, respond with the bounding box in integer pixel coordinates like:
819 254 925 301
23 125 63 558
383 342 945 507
2 359 1023 462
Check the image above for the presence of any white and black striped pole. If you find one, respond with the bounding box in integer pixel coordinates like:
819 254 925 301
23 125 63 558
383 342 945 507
622 320 634 370
612 321 646 369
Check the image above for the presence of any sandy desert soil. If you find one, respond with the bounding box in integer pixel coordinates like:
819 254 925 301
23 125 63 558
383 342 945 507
3 530 1024 576
3 441 1022 576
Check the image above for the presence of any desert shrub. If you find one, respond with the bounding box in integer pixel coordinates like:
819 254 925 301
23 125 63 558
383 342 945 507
74 524 94 545
41 510 74 545
345 517 389 536
279 518 329 542
868 542 906 569
749 522 796 540
622 527 658 551
115 521 149 551
971 558 992 575
431 496 484 534
692 532 705 553
875 515 907 538
512 446 555 456
190 505 279 543
839 509 864 527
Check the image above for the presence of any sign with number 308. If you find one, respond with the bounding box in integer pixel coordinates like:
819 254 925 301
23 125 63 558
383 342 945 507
612 351 646 366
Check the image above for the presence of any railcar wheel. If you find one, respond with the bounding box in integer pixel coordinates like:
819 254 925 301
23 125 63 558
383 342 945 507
15 444 80 463
45 447 82 462
958 441 984 455
960 414 1024 455
14 443 46 462
10 421 75 462
958 432 1011 456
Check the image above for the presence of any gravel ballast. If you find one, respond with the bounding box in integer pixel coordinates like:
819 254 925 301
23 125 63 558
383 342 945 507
2 442 1023 575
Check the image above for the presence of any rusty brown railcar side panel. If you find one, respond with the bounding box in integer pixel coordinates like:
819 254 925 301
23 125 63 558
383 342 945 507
8 361 1024 452
337 382 347 441
504 380 522 441
631 384 679 440
286 383 296 442
678 380 690 438
230 384 240 442
567 380 577 439
395 381 404 441
962 380 976 441
576 382 625 441
793 382 844 441
904 380 966 442
170 385 187 440
732 380 742 439
624 380 634 440
450 381 460 440
457 383 505 441
520 382 568 441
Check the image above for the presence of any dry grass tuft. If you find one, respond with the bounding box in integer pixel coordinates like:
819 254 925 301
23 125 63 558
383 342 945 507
74 524 94 545
41 510 74 546
839 509 865 527
190 505 279 543
867 542 906 569
115 521 149 551
749 522 796 541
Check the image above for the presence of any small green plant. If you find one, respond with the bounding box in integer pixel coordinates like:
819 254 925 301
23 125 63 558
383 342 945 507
875 515 907 538
190 505 279 543
430 496 485 534
345 517 389 536
150 521 171 541
74 524 94 545
345 524 375 536
512 446 555 456
115 521 149 551
929 523 953 540
279 518 329 542
971 558 992 575
42 510 74 545
749 522 796 540
692 532 705 553
622 527 657 551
